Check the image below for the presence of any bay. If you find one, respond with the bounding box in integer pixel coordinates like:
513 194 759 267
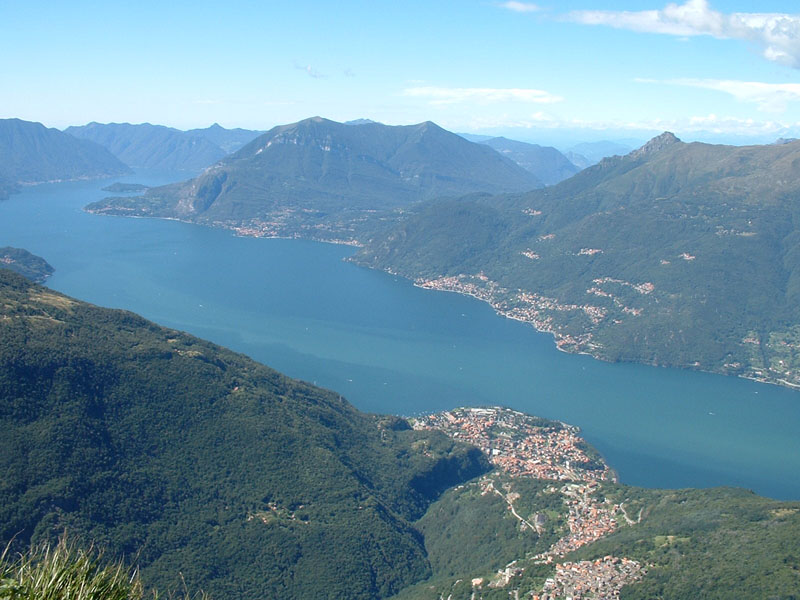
1 172 799 500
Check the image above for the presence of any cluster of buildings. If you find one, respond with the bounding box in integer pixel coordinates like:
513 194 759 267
415 273 608 351
228 215 361 246
543 483 619 558
416 273 508 305
411 407 615 483
417 407 646 599
535 556 644 600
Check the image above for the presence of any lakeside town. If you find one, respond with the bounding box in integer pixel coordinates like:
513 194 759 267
411 406 614 483
414 407 645 599
414 272 610 356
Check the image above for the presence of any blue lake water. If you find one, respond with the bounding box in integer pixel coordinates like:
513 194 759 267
2 172 799 500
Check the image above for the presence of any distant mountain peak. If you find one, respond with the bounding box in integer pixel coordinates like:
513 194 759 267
345 118 379 126
629 131 681 159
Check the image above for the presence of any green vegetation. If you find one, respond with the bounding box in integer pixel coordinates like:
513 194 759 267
0 247 54 282
353 133 800 389
392 480 800 600
85 117 541 243
0 538 177 600
478 136 580 185
0 537 207 600
185 123 263 155
572 485 800 599
0 118 128 190
0 270 488 599
416 475 564 577
65 123 227 172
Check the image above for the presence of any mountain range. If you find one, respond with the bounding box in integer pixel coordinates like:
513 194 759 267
2 265 799 599
0 118 129 196
187 123 265 154
86 117 543 242
478 136 581 185
459 133 581 184
566 140 636 165
65 122 262 172
353 132 800 389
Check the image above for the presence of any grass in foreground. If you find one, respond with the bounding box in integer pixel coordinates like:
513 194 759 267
0 538 207 600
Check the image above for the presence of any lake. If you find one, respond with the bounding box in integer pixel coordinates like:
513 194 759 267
2 171 799 500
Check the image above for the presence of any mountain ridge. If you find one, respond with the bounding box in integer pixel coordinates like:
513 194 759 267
352 132 800 389
66 122 229 172
85 117 543 243
0 118 129 189
478 136 581 185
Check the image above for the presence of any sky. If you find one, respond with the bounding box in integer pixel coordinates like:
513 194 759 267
3 0 800 147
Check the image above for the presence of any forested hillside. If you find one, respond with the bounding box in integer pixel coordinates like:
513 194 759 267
0 269 487 599
354 133 800 389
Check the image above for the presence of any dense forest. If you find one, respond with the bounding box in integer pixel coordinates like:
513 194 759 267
353 133 800 389
0 269 487 599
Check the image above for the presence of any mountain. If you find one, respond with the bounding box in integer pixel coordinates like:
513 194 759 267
399 477 800 599
479 137 581 185
65 122 228 172
0 247 54 282
3 270 799 598
85 117 543 243
0 118 129 189
0 269 487 599
565 140 635 165
564 150 591 169
186 123 264 154
352 132 800 389
345 118 380 126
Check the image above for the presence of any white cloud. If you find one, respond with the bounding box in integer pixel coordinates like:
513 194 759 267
403 86 562 105
453 113 799 137
638 78 800 112
569 0 800 68
499 1 540 13
293 62 325 79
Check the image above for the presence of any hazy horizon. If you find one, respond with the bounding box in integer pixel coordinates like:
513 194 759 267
4 0 800 147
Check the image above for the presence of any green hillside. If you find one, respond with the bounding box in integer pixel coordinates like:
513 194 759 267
66 122 228 172
392 478 800 600
353 133 800 389
0 119 129 188
85 117 542 243
0 270 488 599
388 407 800 599
0 247 54 282
480 137 580 185
186 123 264 154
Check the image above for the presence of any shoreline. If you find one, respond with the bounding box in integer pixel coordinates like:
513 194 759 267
81 207 800 393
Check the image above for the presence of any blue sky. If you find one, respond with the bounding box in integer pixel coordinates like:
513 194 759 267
3 0 800 146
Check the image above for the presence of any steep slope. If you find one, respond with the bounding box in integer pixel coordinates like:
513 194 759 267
186 123 264 154
86 117 542 242
353 133 800 388
0 247 54 282
479 137 580 185
0 118 129 187
66 122 227 171
390 407 800 600
0 270 488 599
